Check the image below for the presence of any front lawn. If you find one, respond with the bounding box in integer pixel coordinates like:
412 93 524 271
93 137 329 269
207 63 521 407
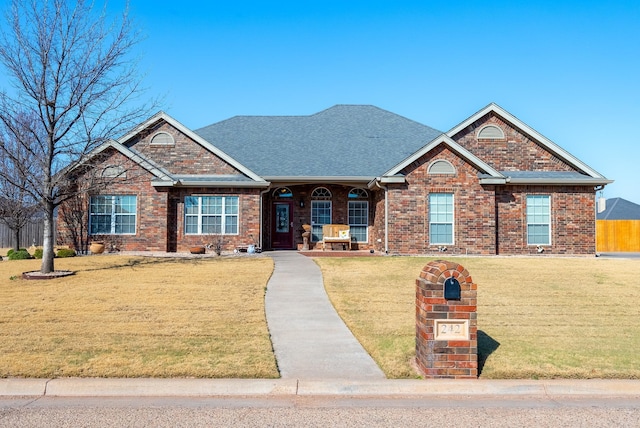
317 256 640 379
0 254 278 378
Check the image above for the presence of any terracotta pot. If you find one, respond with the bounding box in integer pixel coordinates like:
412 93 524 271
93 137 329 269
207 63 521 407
90 242 105 254
189 246 206 254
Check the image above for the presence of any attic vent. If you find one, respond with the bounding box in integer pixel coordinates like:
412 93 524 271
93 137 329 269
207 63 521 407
478 125 505 140
150 132 174 145
102 165 126 178
428 160 455 175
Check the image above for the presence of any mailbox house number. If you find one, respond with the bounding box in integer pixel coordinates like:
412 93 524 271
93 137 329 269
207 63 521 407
440 323 462 335
434 320 469 340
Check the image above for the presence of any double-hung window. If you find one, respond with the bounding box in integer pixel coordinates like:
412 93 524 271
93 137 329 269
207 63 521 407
348 201 368 242
526 195 551 245
89 195 137 234
348 188 369 243
185 196 239 235
429 193 454 245
311 200 331 242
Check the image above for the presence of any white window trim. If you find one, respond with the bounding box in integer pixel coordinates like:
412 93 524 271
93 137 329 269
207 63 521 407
526 194 552 246
348 200 369 243
89 195 137 235
429 193 455 245
184 196 239 235
311 200 332 242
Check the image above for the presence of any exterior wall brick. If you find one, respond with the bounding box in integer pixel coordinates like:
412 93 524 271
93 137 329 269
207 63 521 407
496 185 596 254
171 187 262 252
56 148 170 252
386 145 496 255
57 113 600 256
127 121 242 175
450 112 575 172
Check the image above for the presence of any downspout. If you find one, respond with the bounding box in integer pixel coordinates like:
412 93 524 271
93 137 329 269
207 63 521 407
375 180 389 254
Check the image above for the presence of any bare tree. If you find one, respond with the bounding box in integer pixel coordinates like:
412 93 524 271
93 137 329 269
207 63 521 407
0 113 41 251
0 0 154 273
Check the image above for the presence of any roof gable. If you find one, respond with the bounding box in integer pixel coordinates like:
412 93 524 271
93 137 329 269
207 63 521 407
70 140 174 182
120 112 266 183
384 135 504 180
447 103 608 180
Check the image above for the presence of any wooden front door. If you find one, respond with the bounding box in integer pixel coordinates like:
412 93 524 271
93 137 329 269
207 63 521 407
271 201 294 249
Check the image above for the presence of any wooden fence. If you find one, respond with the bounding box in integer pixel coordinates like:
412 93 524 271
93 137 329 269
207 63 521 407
0 220 49 248
596 220 640 252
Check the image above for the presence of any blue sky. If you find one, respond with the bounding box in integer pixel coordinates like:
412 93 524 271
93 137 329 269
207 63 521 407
18 1 640 202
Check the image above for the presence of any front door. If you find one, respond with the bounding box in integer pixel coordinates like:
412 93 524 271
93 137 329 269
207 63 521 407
272 201 294 249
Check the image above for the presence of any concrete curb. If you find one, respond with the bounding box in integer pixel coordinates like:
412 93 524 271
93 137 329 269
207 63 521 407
2 378 640 398
45 379 298 397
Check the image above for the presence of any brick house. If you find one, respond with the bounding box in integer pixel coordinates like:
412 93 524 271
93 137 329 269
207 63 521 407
57 103 611 255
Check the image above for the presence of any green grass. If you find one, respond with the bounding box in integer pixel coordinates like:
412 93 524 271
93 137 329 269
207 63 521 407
317 256 640 379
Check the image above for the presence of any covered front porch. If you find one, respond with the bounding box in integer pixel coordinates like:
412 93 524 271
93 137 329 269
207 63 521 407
260 182 382 252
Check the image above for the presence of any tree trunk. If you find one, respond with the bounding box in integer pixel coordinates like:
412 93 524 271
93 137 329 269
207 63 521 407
13 227 20 251
40 204 55 274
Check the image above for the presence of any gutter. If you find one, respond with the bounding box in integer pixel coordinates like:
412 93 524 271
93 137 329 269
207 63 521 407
504 178 614 186
151 180 270 188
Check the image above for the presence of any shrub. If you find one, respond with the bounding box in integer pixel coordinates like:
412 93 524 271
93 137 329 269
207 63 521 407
8 249 33 260
56 248 76 258
33 248 44 259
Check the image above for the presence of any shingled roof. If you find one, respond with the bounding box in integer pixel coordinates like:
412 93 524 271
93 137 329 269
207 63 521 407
194 105 442 179
597 198 640 220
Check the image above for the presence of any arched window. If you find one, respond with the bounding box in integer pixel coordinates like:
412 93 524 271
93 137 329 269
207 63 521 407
150 132 175 145
428 160 456 175
273 187 293 198
311 187 332 198
348 188 368 198
477 125 505 140
311 187 332 241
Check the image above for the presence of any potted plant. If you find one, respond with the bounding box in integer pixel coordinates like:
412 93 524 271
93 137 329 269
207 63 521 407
89 237 105 254
189 246 206 254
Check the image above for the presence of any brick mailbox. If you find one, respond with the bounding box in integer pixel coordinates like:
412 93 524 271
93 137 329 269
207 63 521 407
415 260 477 379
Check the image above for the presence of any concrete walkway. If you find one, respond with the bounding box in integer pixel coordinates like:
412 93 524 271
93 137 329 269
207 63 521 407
264 251 385 379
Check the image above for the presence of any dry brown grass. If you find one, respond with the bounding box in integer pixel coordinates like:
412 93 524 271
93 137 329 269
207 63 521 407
0 254 278 378
317 256 640 379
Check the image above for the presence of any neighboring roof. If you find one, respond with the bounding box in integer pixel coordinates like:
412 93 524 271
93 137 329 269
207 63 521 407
194 105 442 179
447 103 611 183
597 198 640 220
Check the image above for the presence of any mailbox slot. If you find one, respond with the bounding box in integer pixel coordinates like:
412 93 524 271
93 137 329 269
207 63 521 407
444 277 461 300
